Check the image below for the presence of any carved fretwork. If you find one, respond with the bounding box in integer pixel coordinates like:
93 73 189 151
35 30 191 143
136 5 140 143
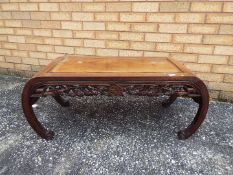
108 84 123 96
30 83 200 98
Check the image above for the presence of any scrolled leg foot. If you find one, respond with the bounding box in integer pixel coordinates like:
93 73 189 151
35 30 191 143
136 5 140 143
44 130 55 140
177 129 191 140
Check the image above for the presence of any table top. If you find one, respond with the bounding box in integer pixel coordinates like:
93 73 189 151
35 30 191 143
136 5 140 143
35 56 194 78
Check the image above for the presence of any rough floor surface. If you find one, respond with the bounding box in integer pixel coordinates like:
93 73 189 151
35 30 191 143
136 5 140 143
0 74 232 175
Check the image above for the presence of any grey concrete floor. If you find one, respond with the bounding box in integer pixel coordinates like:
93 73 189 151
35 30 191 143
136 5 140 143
0 74 232 175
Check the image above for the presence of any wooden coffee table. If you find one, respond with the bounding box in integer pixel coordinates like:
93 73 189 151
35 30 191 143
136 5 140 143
22 56 209 140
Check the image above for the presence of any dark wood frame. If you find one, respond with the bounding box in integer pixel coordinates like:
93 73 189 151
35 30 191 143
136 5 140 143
22 57 209 140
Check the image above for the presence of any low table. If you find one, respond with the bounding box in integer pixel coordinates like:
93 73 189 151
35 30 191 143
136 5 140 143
22 56 209 140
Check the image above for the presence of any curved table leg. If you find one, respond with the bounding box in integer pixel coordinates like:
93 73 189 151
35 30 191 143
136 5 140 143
22 83 54 140
192 97 201 104
53 95 70 107
162 93 178 108
30 97 39 105
177 81 209 140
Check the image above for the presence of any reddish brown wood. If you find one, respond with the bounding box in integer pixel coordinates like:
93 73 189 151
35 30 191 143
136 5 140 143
22 81 54 140
21 56 209 140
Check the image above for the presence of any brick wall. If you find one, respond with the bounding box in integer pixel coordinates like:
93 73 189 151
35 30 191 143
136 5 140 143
0 1 233 101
